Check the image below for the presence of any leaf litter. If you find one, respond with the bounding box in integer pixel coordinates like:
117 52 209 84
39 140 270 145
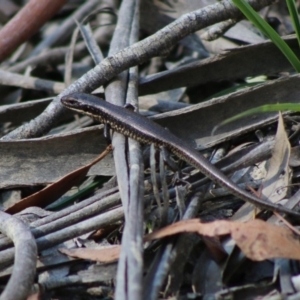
1 1 300 299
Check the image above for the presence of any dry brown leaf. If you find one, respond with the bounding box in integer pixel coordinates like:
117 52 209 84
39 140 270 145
145 219 300 261
5 145 112 214
262 113 291 203
59 245 121 263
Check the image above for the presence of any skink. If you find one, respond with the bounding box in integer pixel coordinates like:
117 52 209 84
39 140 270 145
61 92 300 218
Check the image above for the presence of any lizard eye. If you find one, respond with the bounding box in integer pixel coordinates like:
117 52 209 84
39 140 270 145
61 97 77 105
68 100 77 105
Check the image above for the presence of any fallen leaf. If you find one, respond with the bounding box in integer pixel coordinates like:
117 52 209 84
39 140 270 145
262 113 291 202
0 125 114 189
145 219 300 261
59 245 121 262
5 145 112 214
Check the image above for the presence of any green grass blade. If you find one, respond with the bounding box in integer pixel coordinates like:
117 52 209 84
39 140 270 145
47 177 107 211
286 0 300 49
232 0 300 72
213 103 300 134
232 0 269 36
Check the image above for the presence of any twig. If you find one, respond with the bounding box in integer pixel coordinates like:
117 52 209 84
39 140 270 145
0 187 119 251
200 19 237 41
116 2 144 299
0 211 37 300
105 0 137 299
144 192 203 299
7 1 116 73
79 23 104 64
30 0 100 57
0 70 65 94
0 206 124 270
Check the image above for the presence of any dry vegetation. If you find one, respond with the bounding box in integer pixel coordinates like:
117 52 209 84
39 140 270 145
0 0 300 299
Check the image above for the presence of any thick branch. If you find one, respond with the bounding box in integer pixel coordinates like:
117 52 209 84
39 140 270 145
0 0 67 62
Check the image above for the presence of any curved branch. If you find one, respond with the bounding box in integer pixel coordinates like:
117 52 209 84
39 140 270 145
0 211 37 300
